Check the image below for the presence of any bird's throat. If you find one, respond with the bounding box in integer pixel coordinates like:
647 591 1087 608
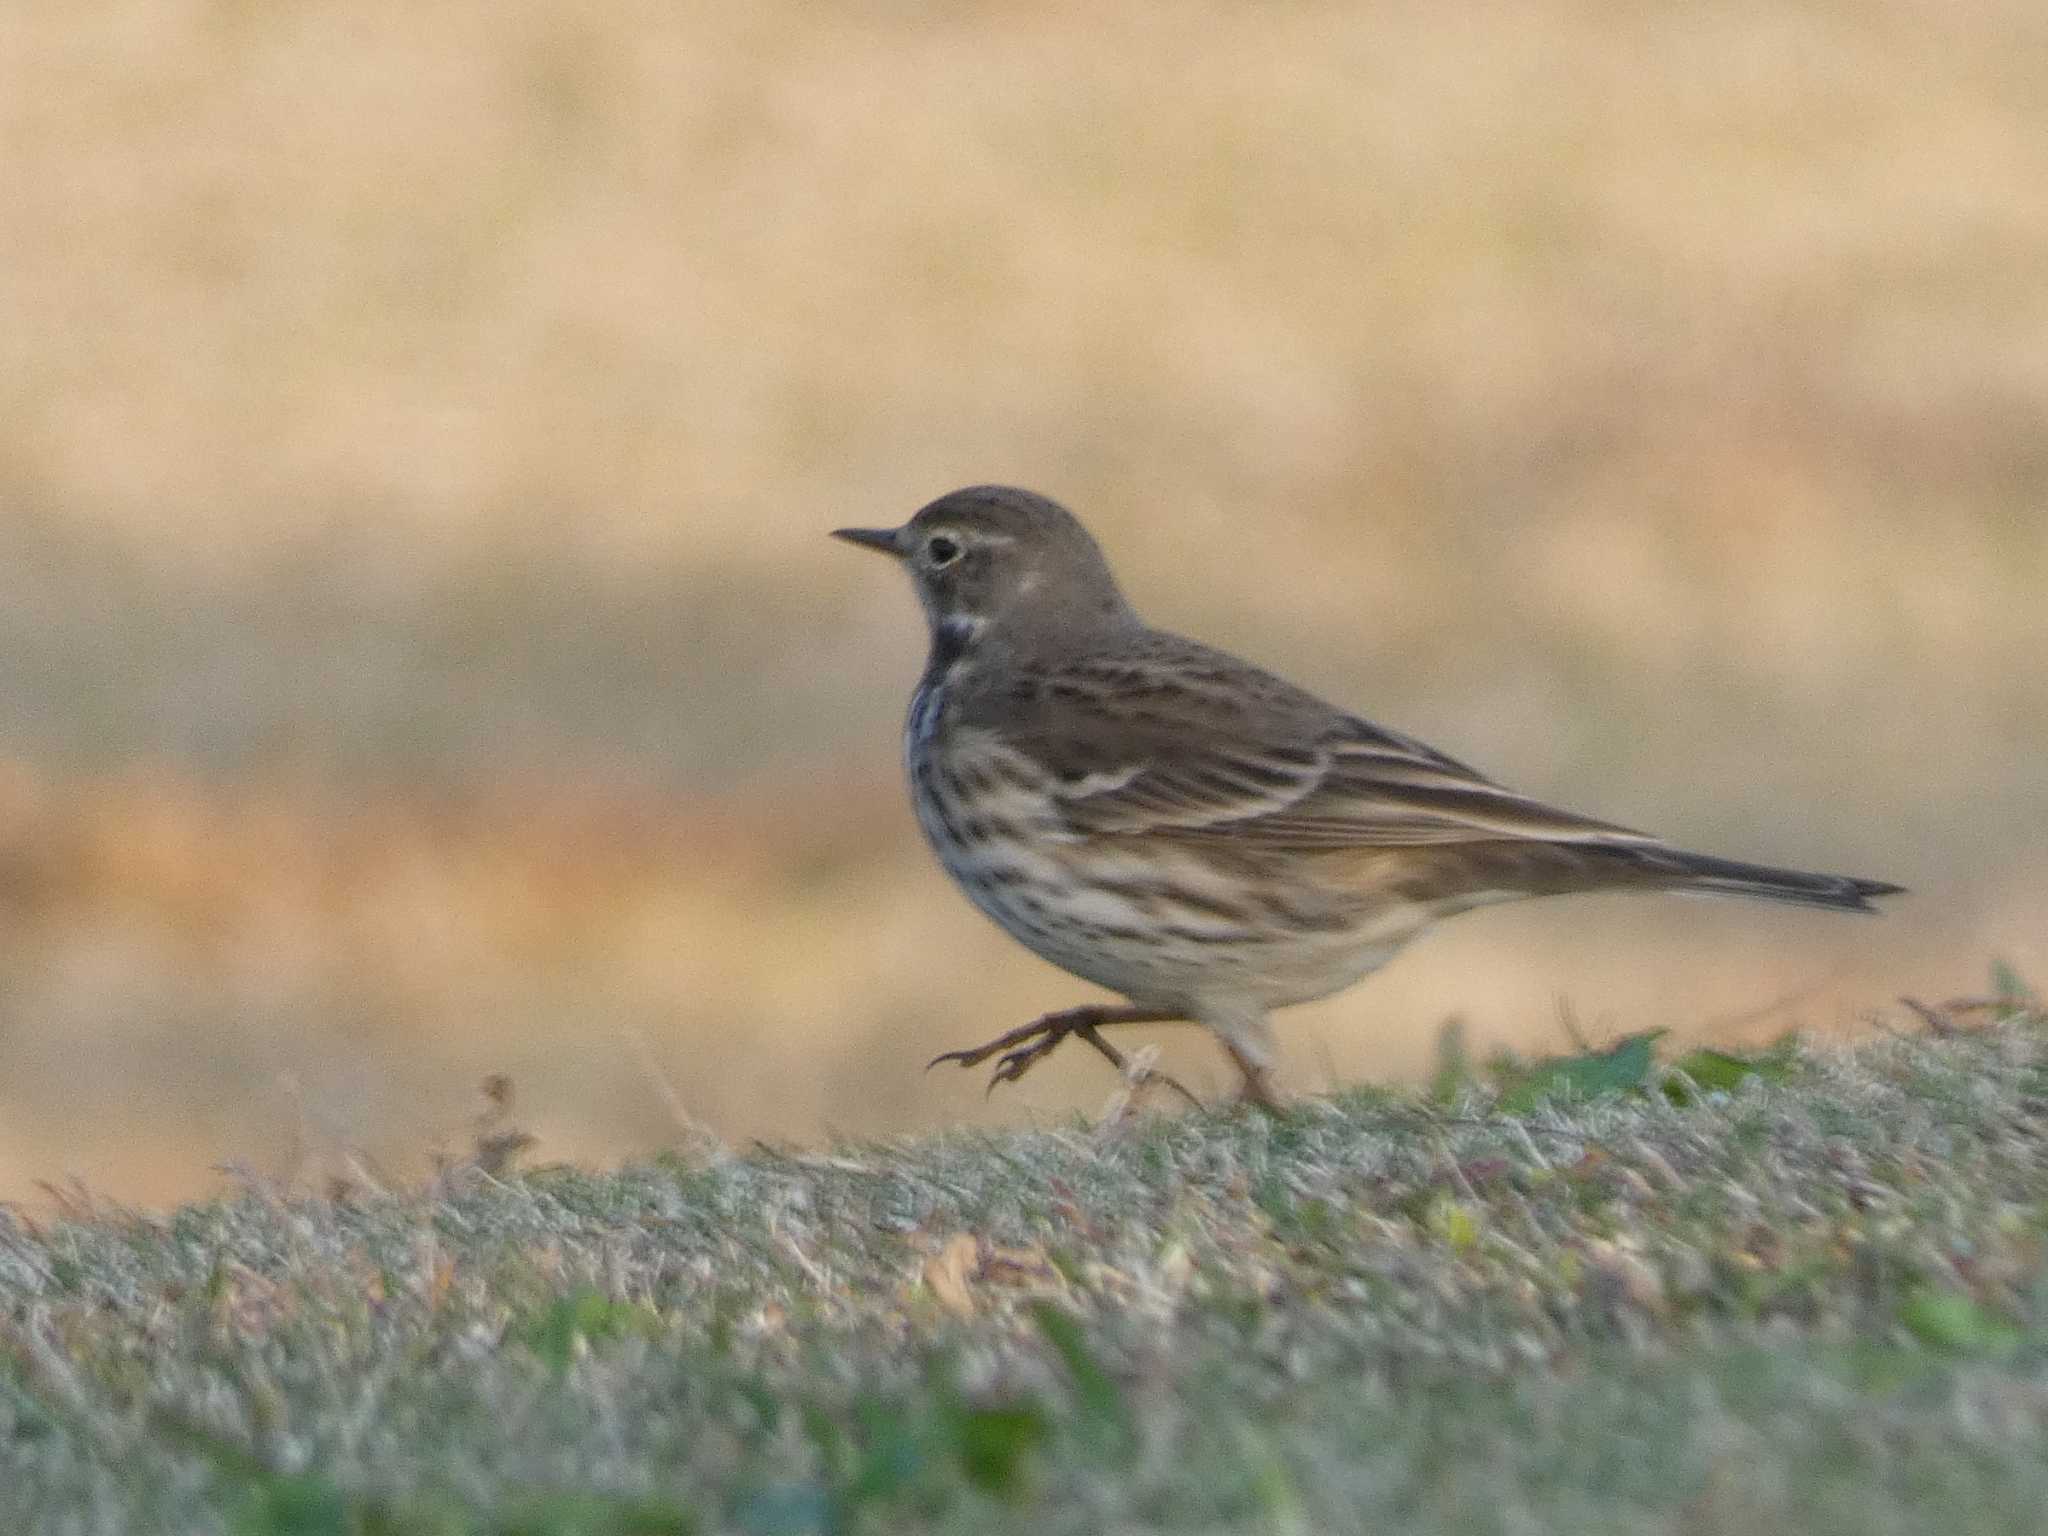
925 614 983 677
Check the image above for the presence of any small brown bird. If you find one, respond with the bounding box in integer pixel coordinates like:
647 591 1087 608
835 485 1901 1107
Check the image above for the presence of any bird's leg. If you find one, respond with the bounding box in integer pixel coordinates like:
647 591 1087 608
1212 1012 1289 1112
1229 1058 1287 1112
929 1004 1195 1101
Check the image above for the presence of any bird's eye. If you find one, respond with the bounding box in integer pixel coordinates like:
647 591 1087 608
925 535 961 566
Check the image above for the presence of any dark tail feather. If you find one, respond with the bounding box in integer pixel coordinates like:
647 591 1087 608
1653 849 1904 914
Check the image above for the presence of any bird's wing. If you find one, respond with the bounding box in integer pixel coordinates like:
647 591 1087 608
995 650 1658 851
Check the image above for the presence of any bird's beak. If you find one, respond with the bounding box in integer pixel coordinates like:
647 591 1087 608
830 525 904 556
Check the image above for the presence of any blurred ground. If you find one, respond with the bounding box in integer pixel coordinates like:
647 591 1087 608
1 0 2043 1204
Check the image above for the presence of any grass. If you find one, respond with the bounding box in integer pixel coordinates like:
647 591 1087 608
5 993 2048 1533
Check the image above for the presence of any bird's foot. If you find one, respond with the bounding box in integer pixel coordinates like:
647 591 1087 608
929 1005 1198 1104
928 1010 1078 1087
1224 1049 1291 1115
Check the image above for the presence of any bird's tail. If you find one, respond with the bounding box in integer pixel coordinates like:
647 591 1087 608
1650 849 1904 914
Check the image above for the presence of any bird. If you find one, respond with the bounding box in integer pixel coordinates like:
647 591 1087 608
833 485 1902 1108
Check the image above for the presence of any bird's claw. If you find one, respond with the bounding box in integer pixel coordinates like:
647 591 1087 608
927 1026 1054 1074
932 1015 1201 1107
929 1019 1070 1089
987 1036 1063 1090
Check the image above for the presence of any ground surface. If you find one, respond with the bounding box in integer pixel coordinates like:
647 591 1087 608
5 992 2048 1534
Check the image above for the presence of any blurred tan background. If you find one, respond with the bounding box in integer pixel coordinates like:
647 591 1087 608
2 0 2043 1205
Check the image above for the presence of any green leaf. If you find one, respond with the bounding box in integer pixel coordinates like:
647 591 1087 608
1030 1302 1131 1453
157 1413 371 1536
1661 1042 1795 1105
1236 1426 1309 1536
1990 958 2040 1015
1495 1030 1665 1112
951 1403 1050 1497
1424 1195 1480 1252
230 1473 352 1536
515 1289 659 1374
796 1398 849 1482
356 1498 472 1536
1428 1016 1471 1106
846 1395 925 1504
1899 1288 2020 1356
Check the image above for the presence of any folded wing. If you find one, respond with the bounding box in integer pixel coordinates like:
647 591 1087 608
988 644 1657 852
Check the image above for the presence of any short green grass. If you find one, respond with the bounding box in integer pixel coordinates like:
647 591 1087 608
6 990 2048 1535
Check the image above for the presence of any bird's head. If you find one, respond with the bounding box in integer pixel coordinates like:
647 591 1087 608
833 485 1133 644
